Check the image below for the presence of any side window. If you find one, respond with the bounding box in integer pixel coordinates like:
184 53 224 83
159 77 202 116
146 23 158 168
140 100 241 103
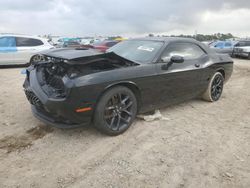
237 41 250 47
225 42 232 47
215 42 224 48
162 43 206 60
107 42 117 47
237 42 244 47
68 41 79 45
16 37 43 47
246 41 250 46
0 37 16 47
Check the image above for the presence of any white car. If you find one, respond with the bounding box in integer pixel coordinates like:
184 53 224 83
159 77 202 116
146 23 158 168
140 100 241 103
232 40 250 59
0 34 54 65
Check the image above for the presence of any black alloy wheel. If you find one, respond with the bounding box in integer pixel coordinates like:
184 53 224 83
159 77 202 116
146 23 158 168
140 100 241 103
211 74 224 101
202 72 224 102
94 86 137 136
104 93 133 131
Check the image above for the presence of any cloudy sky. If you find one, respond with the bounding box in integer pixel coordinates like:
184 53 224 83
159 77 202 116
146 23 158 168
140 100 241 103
0 0 249 37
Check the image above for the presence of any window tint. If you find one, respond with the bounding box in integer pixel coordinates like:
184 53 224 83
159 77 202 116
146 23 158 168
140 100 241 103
162 43 205 60
237 41 250 47
225 42 232 47
0 37 16 47
215 42 224 48
16 37 43 47
106 42 117 47
67 41 79 45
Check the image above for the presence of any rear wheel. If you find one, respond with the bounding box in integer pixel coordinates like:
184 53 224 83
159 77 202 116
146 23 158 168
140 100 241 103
94 86 137 136
202 72 224 102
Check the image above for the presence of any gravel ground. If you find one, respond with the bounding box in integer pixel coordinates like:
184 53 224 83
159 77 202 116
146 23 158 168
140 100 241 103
0 59 249 188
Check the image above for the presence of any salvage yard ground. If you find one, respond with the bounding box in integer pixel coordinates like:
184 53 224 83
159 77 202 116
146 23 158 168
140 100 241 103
0 59 250 188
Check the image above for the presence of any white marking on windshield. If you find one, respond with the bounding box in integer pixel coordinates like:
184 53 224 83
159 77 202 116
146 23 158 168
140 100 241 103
137 46 154 52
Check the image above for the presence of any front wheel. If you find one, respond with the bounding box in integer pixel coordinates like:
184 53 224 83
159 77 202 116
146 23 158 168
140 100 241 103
30 54 45 65
94 86 137 136
202 72 224 102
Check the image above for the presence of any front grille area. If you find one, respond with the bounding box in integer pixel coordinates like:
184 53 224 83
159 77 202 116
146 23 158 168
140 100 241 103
24 89 42 107
46 75 65 92
38 66 67 98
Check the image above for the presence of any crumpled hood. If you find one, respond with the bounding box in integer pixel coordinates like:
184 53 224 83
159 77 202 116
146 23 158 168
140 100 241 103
39 48 140 65
40 48 103 60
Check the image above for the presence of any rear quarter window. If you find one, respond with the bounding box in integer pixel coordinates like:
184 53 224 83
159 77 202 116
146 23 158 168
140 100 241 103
16 37 44 47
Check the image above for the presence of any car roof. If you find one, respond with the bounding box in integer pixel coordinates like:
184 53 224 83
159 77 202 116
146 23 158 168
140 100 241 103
98 40 118 43
0 34 46 40
125 36 216 54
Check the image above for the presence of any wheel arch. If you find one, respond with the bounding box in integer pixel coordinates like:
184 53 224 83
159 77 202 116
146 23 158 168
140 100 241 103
216 68 225 79
96 81 142 112
29 54 37 63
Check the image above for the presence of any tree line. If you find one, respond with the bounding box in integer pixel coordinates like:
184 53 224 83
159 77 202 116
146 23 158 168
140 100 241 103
148 33 236 41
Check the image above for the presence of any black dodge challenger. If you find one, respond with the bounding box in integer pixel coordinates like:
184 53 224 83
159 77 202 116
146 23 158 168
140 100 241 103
23 37 233 135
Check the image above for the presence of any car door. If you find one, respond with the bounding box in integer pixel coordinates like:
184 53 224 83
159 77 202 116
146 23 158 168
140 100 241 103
14 37 44 64
155 42 209 107
0 36 17 65
222 42 233 54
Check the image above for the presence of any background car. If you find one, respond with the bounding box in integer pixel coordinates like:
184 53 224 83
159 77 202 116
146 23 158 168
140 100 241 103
209 40 237 55
0 34 54 65
232 40 250 59
91 40 120 52
57 41 84 48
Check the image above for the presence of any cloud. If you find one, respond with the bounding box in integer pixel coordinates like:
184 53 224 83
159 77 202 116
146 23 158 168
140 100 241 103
0 0 249 37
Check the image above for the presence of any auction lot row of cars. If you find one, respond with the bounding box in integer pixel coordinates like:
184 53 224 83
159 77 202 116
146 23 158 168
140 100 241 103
0 34 120 66
0 33 249 67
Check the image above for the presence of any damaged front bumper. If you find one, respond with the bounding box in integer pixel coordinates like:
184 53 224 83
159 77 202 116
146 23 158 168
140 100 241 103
23 68 93 128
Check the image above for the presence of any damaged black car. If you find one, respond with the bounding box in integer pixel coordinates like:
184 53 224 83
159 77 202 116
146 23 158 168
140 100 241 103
23 37 233 135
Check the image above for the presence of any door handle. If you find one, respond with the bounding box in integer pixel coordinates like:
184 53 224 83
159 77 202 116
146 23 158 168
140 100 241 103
195 64 200 68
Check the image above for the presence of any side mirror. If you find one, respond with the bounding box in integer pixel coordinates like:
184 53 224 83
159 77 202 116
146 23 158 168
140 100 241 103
170 55 184 63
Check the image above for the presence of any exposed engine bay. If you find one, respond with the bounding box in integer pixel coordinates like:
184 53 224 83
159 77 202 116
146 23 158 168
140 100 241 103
31 51 139 98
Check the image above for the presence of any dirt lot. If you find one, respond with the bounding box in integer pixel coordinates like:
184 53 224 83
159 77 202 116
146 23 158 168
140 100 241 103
0 59 250 188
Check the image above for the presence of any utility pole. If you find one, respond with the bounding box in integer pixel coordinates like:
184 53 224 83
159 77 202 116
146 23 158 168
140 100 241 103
194 30 198 39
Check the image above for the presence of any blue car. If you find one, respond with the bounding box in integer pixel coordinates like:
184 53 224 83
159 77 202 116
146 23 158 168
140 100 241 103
210 41 238 55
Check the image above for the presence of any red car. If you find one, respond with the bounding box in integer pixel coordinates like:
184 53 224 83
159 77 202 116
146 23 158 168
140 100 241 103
92 40 119 52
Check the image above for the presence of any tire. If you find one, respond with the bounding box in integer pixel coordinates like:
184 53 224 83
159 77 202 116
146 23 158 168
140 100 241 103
94 86 137 136
30 54 44 65
231 52 235 58
202 72 224 102
248 53 250 60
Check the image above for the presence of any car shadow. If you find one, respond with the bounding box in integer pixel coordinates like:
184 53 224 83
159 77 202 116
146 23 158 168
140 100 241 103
0 63 30 69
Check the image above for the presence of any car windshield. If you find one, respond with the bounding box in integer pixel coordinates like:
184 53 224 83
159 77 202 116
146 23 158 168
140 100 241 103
107 40 164 63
